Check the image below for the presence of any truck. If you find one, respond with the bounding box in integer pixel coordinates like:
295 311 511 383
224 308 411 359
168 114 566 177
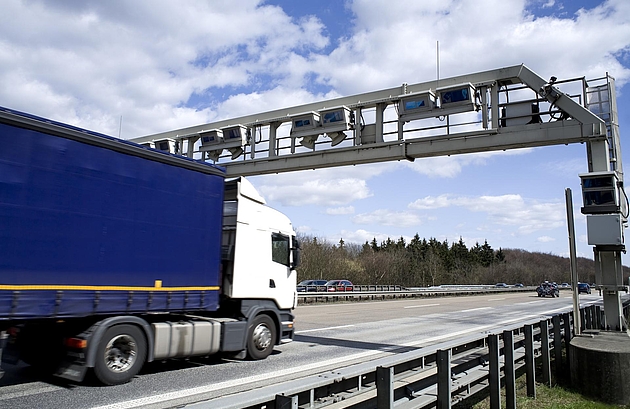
0 107 300 385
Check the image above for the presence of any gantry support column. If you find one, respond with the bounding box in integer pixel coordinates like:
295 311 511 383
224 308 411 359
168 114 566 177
595 248 625 331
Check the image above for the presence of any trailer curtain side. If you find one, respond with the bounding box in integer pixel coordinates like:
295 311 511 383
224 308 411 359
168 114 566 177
0 114 225 320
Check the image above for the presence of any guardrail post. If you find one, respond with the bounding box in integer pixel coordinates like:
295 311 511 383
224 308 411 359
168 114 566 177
503 330 516 409
552 314 562 379
581 307 590 329
585 306 590 329
275 394 298 409
376 366 394 409
563 312 572 341
540 319 551 386
488 334 501 409
595 305 602 329
437 349 451 409
524 324 536 398
563 312 573 376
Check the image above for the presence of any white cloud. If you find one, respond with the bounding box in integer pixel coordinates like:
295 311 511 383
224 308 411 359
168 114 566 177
214 87 337 121
408 194 452 210
1 0 628 139
306 0 630 98
326 206 355 215
537 236 556 242
251 163 394 206
257 177 371 206
353 209 422 227
0 1 331 136
296 225 312 234
404 150 532 178
409 194 565 234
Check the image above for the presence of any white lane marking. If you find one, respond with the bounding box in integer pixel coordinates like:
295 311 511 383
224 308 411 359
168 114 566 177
487 298 505 301
0 382 63 401
295 324 355 334
460 307 493 313
515 300 545 305
403 303 440 309
90 300 602 409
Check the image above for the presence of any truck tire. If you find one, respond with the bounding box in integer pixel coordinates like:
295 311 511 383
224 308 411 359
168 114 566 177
93 324 147 385
246 315 276 360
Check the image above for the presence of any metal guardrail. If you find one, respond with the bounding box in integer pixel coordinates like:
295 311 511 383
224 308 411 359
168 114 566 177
297 285 405 293
189 302 630 409
297 285 535 303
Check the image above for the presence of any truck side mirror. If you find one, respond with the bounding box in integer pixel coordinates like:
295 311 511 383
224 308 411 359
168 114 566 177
291 237 301 269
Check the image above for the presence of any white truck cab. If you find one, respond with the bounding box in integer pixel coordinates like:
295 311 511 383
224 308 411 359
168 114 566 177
222 177 299 310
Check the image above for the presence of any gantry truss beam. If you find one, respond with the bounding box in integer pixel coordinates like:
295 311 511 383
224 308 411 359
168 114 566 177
130 64 609 177
224 122 599 176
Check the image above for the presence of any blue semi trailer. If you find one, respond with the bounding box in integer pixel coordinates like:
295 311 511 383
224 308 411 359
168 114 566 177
0 107 299 384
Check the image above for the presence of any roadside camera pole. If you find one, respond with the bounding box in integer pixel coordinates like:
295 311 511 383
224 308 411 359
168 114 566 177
565 188 581 336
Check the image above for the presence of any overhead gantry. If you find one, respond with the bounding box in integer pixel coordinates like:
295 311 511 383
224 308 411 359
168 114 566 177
131 64 626 331
131 64 615 176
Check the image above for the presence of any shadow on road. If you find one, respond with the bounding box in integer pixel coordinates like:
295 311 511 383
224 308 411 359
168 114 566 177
294 334 420 354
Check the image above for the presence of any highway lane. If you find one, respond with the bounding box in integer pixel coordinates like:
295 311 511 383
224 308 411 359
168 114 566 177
0 291 605 409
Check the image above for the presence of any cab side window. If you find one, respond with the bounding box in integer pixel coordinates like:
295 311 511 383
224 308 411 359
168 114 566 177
272 233 290 267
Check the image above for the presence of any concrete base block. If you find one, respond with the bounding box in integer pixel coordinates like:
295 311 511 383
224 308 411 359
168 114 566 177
570 331 630 405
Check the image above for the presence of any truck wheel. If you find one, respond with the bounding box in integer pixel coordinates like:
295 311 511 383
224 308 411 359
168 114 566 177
93 324 146 385
246 315 276 360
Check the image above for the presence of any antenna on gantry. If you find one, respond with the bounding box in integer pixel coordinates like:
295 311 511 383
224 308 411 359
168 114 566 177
436 40 440 89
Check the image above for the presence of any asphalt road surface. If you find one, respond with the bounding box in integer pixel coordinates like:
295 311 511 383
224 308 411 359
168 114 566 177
0 291 607 409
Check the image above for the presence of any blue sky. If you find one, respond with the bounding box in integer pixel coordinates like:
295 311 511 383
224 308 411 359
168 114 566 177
1 0 629 265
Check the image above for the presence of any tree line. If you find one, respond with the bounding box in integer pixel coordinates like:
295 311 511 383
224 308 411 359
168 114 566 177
296 234 630 287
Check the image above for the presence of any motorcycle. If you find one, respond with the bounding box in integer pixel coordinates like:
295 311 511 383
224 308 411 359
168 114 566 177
537 282 559 297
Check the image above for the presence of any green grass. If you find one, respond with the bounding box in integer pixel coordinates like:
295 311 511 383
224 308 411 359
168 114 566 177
471 375 628 409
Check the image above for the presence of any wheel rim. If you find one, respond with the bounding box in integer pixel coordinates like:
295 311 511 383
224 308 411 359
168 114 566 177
104 334 137 373
252 323 272 351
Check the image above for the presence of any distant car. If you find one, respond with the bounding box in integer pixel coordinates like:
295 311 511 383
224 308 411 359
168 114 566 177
514 283 524 288
297 280 328 292
560 283 570 288
495 283 508 288
577 282 591 295
325 280 353 292
537 281 559 297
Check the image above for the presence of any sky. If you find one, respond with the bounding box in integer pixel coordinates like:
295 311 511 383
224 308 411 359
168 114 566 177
1 0 629 264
